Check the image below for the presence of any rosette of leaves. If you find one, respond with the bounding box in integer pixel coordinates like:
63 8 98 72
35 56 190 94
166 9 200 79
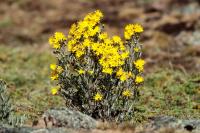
0 80 26 127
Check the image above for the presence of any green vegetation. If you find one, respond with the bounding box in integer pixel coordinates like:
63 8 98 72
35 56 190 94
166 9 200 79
135 70 200 122
0 80 26 126
0 44 199 123
0 45 65 121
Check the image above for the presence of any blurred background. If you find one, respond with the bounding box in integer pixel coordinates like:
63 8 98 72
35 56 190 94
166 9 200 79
0 0 199 123
1 0 200 72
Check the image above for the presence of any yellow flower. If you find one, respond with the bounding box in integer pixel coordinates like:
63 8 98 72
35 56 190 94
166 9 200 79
55 32 66 41
88 70 94 75
134 47 140 52
78 69 85 74
49 32 66 49
116 68 123 77
50 64 63 73
112 36 122 44
121 51 129 59
68 24 77 36
50 71 58 80
94 93 103 101
134 59 145 72
133 23 144 33
119 44 126 51
84 10 103 25
89 26 100 36
135 76 144 84
122 90 132 97
50 64 63 80
67 39 76 51
104 38 113 45
51 86 60 95
124 24 143 40
99 32 108 40
95 10 103 18
50 64 57 70
75 51 84 58
83 39 91 47
120 74 128 81
116 68 132 81
102 67 113 74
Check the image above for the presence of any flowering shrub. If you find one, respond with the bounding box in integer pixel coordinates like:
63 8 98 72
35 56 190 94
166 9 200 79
49 10 145 121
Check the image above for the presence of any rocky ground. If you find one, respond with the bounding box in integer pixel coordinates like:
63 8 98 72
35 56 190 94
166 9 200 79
1 108 200 133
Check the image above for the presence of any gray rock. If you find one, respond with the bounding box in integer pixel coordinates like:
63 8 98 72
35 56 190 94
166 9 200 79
42 107 97 129
181 119 200 131
147 116 200 132
0 108 97 133
0 125 73 133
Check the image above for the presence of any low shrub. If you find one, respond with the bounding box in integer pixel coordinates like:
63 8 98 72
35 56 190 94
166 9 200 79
49 10 145 122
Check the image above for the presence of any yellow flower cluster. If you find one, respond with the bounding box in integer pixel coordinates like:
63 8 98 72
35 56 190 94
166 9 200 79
122 90 132 97
67 10 103 57
49 32 66 49
134 59 145 72
133 59 145 84
67 10 130 74
116 68 133 81
124 24 143 40
50 64 63 80
94 35 129 74
94 92 103 101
